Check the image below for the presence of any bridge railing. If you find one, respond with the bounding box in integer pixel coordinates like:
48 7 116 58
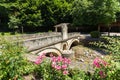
68 32 80 38
22 32 80 51
1 32 80 51
22 35 62 50
3 32 61 41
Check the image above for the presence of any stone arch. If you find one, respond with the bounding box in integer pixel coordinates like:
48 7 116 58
62 42 68 50
68 39 79 49
37 47 62 57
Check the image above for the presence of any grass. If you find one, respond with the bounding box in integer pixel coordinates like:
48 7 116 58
0 32 20 36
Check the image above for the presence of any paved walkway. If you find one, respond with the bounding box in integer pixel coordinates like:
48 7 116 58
80 32 120 37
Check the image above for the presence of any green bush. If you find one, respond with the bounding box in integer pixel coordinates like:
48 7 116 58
90 31 101 38
34 56 71 80
0 39 35 80
90 37 120 61
1 32 5 35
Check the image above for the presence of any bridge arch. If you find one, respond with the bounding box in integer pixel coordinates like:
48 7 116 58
62 42 68 50
37 47 62 57
68 39 79 50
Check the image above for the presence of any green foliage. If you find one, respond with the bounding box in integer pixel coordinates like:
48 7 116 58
34 58 69 80
40 0 72 26
0 0 43 31
90 31 101 38
8 15 20 29
92 57 120 80
1 32 5 35
69 69 90 80
0 39 35 80
0 0 73 31
92 0 120 25
90 37 120 61
17 0 43 28
0 39 119 80
72 0 120 26
1 0 120 32
72 0 93 26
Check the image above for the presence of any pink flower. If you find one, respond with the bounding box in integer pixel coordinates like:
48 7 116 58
62 64 67 69
52 63 55 68
93 57 107 68
34 59 42 65
34 53 46 65
99 70 106 78
63 58 71 64
51 56 70 74
63 70 69 75
55 65 61 70
57 56 63 62
93 58 101 68
50 53 53 57
51 56 57 62
101 60 107 66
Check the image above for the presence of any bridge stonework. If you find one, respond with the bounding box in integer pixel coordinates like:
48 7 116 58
23 33 80 56
22 23 81 57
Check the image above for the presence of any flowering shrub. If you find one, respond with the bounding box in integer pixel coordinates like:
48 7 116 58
34 53 45 65
34 54 120 80
93 57 108 79
51 56 71 75
0 40 35 80
92 57 120 80
90 37 120 61
34 54 71 80
93 57 107 68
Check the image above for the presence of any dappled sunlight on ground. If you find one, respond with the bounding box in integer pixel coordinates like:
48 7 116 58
70 45 108 73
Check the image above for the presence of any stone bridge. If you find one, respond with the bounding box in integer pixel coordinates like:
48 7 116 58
22 33 80 56
20 23 81 57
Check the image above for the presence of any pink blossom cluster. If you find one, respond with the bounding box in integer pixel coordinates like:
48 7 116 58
34 54 45 65
99 70 106 78
34 53 71 75
51 56 71 75
93 57 107 78
93 57 107 68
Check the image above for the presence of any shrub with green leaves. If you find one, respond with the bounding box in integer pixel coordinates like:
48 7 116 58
92 57 120 80
0 39 35 80
90 37 120 61
34 55 71 80
90 31 101 38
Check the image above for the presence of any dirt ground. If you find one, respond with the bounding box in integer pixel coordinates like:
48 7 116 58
70 45 107 73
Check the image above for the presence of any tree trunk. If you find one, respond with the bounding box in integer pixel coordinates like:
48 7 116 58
21 26 24 34
108 26 111 36
98 25 100 32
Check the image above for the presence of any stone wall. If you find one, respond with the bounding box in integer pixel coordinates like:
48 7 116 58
4 32 61 41
22 32 80 51
23 35 62 51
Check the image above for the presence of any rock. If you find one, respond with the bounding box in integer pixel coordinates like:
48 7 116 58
62 50 75 60
79 58 84 62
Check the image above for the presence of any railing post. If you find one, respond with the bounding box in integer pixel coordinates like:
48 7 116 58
62 24 68 39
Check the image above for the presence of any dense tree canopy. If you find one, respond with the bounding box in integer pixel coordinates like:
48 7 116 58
0 0 120 32
0 0 73 32
72 0 120 26
40 0 73 26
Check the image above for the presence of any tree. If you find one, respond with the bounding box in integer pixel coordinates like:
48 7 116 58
16 0 43 32
0 5 9 31
72 0 120 35
0 0 73 32
40 0 73 27
8 15 20 33
0 0 43 32
0 0 20 32
72 0 93 26
92 0 120 36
